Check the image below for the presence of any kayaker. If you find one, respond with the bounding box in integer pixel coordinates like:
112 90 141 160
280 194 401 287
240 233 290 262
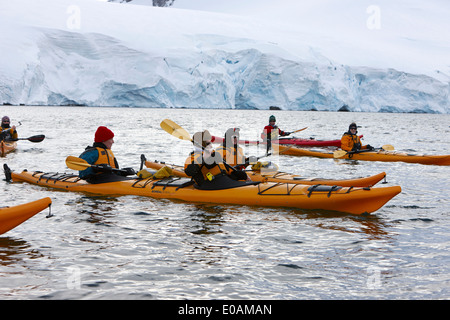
261 115 291 140
184 129 248 188
0 116 18 141
78 126 135 183
341 123 374 152
261 115 291 154
185 130 224 186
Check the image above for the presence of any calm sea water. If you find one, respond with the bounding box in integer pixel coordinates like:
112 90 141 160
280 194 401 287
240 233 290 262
0 106 449 300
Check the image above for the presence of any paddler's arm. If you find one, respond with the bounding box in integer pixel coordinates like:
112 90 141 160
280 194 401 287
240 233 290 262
279 128 291 136
78 149 99 178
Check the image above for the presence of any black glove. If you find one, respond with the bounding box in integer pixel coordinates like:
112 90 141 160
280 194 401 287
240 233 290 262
230 170 248 181
185 163 200 177
121 167 136 176
366 145 374 151
114 167 135 176
284 132 291 136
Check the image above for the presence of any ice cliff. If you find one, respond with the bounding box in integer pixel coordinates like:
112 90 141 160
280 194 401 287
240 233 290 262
0 0 449 113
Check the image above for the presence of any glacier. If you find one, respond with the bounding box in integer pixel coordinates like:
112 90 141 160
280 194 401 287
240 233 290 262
0 0 449 113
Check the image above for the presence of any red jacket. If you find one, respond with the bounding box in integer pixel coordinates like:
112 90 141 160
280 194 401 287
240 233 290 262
261 125 288 140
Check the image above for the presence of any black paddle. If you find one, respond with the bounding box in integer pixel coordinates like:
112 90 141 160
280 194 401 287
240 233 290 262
12 134 46 143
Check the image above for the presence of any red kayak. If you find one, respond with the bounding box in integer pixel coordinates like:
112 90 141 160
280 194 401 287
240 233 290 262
211 135 362 147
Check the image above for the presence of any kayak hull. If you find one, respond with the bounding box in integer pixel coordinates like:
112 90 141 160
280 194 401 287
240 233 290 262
0 197 52 235
10 170 401 215
1 141 17 157
277 145 450 166
144 160 386 187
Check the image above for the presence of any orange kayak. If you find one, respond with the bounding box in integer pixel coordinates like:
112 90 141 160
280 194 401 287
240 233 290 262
1 140 17 157
8 168 401 216
0 197 52 235
276 145 450 166
144 159 387 187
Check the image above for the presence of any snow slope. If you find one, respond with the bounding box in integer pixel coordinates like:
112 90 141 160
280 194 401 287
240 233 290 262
0 0 449 112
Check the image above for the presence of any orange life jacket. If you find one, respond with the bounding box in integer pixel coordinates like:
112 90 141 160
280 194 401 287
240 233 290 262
215 145 246 171
0 127 18 141
341 133 367 151
94 147 117 168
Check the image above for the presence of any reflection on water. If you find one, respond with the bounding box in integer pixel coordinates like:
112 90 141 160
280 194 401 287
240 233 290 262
187 204 227 235
72 196 121 225
0 237 43 266
0 106 449 299
300 213 392 241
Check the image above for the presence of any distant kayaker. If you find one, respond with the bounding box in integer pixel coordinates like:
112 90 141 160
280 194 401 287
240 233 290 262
341 122 374 152
261 115 291 140
184 129 248 188
0 116 18 141
261 115 291 154
78 126 135 183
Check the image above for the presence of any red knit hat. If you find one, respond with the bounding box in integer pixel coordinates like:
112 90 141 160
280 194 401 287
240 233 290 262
94 126 114 143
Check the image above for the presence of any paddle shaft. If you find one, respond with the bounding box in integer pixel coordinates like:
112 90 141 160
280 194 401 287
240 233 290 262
334 144 394 159
269 126 307 140
350 146 392 156
234 145 294 169
291 127 308 134
350 144 394 154
65 156 131 175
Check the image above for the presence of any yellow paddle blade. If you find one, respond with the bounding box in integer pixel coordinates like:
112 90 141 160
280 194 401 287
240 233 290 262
333 150 348 158
160 119 192 141
65 156 91 171
382 144 394 151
